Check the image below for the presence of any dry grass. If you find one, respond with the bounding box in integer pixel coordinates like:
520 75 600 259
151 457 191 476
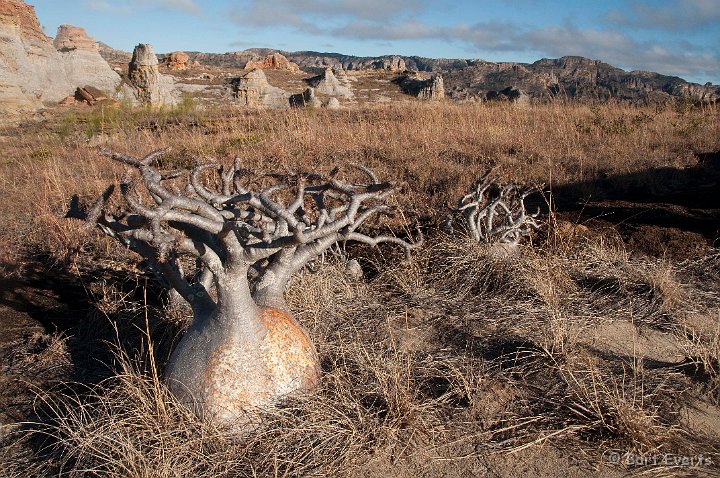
2 240 719 475
12 347 450 477
3 275 488 477
1 101 718 259
1 101 719 476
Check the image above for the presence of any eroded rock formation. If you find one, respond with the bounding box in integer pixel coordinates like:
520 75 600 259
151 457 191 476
0 0 73 113
365 55 405 72
306 67 353 99
397 72 445 100
485 86 530 105
0 82 40 113
0 2 128 116
418 74 444 100
98 41 132 64
128 43 178 106
245 52 300 72
74 85 110 105
231 68 289 108
54 24 121 95
179 49 720 105
289 87 321 108
53 24 95 51
164 51 190 70
289 87 340 109
325 96 340 109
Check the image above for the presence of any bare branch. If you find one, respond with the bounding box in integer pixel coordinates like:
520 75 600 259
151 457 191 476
76 148 422 313
344 228 423 260
456 175 542 247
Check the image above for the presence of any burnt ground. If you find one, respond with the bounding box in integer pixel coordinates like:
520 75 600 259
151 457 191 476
0 268 77 426
0 265 101 425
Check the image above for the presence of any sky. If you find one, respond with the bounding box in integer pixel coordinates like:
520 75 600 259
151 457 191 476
31 0 720 85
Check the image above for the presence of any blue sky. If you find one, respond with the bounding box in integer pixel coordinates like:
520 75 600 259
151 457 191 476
32 0 720 84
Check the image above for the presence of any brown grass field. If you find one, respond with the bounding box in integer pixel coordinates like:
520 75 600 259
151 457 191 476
0 101 719 477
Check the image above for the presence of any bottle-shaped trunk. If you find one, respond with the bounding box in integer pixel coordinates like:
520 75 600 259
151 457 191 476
164 273 320 427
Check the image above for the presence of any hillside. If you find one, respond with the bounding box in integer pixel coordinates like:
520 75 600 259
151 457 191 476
161 48 720 104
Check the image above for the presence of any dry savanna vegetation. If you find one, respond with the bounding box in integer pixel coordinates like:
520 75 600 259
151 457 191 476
0 101 719 477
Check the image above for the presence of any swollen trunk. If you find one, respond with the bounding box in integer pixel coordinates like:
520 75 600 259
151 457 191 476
164 273 320 427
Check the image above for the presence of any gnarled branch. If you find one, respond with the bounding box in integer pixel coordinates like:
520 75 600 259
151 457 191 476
69 148 422 312
455 172 542 247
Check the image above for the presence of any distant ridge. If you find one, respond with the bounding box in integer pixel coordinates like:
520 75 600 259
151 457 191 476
98 44 719 104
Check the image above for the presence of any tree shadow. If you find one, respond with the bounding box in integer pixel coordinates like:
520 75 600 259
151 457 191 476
588 346 717 399
0 257 180 385
0 256 187 469
437 324 543 372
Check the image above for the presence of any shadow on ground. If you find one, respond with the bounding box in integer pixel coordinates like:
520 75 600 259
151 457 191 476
0 259 179 385
547 150 720 258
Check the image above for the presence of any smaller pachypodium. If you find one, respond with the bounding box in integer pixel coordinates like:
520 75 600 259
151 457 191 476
455 172 541 252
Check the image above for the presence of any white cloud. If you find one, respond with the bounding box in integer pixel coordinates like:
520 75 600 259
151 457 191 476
149 0 201 14
606 0 720 31
332 20 517 50
83 0 201 14
226 1 720 82
83 0 132 13
518 26 719 80
234 0 427 24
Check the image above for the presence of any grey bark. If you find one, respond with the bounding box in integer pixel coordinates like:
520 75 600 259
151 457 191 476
455 172 542 248
68 148 421 427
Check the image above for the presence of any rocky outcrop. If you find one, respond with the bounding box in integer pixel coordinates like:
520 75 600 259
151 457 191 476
289 87 320 108
325 97 340 109
59 85 114 106
164 51 190 70
53 24 95 51
98 41 132 65
418 74 444 100
182 49 469 74
54 25 121 95
127 43 178 106
0 81 40 113
387 56 406 72
0 2 128 116
0 0 46 43
289 87 341 109
0 0 74 112
364 55 405 72
281 52 469 73
443 56 720 103
231 68 289 108
179 48 720 104
397 72 444 100
74 85 110 105
245 52 300 72
306 68 352 98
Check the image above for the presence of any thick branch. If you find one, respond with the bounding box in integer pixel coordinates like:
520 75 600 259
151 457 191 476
456 175 541 246
72 148 421 312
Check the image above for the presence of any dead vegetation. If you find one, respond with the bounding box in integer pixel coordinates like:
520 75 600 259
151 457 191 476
0 101 719 476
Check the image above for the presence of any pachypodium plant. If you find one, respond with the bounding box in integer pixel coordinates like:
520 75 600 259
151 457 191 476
455 171 541 254
71 148 420 427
